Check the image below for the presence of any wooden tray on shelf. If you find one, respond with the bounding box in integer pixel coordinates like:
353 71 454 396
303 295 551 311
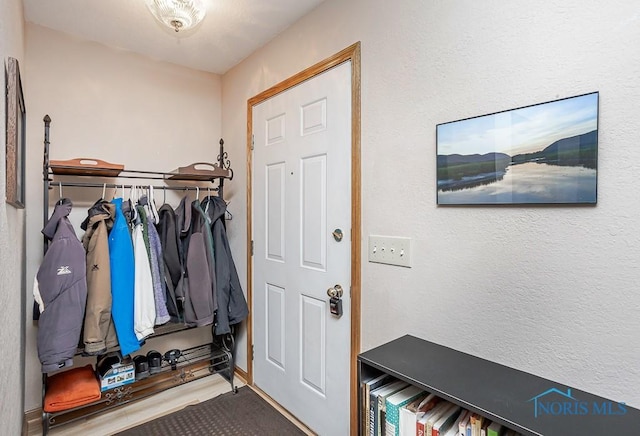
50 158 124 177
167 162 232 181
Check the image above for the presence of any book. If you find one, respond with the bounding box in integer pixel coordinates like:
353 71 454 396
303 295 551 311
457 410 471 436
469 414 482 436
417 401 451 436
426 402 458 436
369 380 409 436
480 419 491 436
362 373 393 435
432 405 461 436
443 411 466 436
378 381 410 436
384 385 425 436
444 422 462 436
465 420 471 436
486 422 502 436
399 393 438 436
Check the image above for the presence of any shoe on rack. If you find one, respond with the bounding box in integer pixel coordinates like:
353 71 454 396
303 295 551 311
133 355 149 380
147 350 163 374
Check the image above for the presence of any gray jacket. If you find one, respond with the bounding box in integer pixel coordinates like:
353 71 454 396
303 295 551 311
34 199 88 373
177 197 216 327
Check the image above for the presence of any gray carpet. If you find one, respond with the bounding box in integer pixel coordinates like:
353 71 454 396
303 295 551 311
116 386 307 435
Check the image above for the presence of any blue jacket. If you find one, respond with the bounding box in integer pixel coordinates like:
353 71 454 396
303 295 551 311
109 198 141 356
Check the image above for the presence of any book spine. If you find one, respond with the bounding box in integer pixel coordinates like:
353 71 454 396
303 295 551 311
386 402 399 436
370 394 377 436
386 420 396 436
378 396 386 436
363 385 368 436
417 421 425 436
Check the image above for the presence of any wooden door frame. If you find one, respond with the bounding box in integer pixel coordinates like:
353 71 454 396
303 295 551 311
245 42 361 435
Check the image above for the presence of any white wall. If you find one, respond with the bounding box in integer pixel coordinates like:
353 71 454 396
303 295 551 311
222 0 640 408
23 24 224 411
0 0 26 433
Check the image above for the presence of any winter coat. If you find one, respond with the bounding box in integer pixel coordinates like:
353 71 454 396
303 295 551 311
156 204 181 322
202 196 249 335
33 199 87 373
109 198 141 357
177 197 215 327
132 206 156 340
81 200 119 355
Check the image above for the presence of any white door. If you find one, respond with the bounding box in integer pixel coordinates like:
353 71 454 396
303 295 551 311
252 61 352 435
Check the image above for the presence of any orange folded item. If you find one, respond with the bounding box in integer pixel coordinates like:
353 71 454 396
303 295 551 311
44 365 101 412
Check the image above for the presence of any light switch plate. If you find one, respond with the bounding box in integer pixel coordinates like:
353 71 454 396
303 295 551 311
368 235 411 268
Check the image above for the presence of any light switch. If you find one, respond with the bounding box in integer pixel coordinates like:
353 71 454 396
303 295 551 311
368 235 411 268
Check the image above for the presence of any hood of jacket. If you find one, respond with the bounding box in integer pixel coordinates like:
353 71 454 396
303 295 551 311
81 201 115 247
42 198 73 240
202 195 226 223
82 200 115 230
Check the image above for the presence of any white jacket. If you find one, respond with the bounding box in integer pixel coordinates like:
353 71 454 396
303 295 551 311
133 218 156 340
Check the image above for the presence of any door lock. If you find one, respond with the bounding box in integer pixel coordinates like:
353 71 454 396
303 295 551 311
326 284 344 298
332 229 344 242
327 284 344 317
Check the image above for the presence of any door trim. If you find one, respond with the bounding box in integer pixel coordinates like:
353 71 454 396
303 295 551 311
246 42 361 436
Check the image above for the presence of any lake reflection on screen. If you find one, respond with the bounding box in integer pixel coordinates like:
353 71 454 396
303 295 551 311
437 162 597 204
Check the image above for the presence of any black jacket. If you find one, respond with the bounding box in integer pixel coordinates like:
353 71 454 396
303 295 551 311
202 196 249 335
156 204 181 322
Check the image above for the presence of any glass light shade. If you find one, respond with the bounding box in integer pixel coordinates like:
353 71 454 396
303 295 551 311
146 0 206 33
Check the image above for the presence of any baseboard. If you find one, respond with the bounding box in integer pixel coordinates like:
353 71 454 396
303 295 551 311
23 408 41 436
234 366 248 385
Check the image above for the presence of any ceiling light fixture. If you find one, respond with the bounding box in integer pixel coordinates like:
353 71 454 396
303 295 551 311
145 0 206 33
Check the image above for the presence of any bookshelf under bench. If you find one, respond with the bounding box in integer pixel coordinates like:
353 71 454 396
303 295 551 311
357 335 640 436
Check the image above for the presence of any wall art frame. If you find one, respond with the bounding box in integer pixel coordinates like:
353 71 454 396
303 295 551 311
436 92 599 205
5 56 26 208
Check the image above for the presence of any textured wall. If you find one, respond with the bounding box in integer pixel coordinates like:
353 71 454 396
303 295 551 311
222 0 640 407
23 24 223 411
0 0 25 433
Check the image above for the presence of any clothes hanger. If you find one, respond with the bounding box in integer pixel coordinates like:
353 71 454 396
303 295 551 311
129 185 138 222
148 185 159 223
58 182 64 205
101 183 106 201
204 186 211 214
225 201 233 221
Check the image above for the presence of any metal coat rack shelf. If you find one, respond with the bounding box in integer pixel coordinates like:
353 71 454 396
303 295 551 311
39 115 238 435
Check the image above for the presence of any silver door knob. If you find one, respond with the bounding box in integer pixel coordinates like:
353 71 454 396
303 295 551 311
326 284 344 298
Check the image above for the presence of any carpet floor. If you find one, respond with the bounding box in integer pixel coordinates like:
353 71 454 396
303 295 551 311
116 386 307 435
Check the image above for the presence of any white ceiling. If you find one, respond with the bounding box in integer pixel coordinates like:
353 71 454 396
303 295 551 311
23 0 326 74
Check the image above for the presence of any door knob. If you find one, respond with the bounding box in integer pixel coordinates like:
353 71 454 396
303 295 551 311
326 284 344 298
